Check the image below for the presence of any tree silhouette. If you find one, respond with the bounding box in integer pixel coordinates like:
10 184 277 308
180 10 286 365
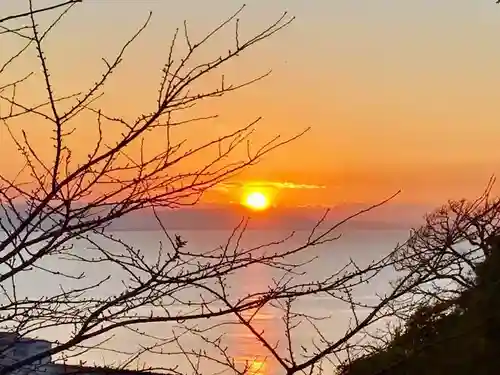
338 196 500 375
0 2 426 375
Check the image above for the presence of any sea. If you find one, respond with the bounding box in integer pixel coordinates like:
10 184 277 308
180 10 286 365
10 228 412 375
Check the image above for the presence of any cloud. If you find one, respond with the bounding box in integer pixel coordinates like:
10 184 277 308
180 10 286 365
214 180 326 191
210 185 230 192
267 182 326 190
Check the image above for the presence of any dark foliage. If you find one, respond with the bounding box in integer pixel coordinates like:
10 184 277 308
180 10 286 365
338 236 500 375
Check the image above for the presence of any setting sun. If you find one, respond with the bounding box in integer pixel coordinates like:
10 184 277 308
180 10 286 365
241 191 271 211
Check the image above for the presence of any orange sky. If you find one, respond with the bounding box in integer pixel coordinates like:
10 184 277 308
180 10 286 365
2 1 500 207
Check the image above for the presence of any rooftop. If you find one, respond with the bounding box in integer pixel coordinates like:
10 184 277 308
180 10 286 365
51 364 166 375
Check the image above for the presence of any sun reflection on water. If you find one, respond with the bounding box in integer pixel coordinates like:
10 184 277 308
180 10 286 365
247 359 267 375
232 261 277 375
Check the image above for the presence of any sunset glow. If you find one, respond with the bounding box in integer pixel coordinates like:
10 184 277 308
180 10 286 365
241 191 271 211
2 1 500 205
4 2 500 375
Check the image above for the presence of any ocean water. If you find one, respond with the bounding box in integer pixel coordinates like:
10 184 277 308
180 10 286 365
8 228 411 375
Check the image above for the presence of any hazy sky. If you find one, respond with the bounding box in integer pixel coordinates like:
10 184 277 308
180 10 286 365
2 1 500 206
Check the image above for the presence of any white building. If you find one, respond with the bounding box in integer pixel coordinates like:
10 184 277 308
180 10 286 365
0 333 163 375
0 332 52 375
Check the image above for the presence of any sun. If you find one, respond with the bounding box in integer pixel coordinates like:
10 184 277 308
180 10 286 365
241 191 270 211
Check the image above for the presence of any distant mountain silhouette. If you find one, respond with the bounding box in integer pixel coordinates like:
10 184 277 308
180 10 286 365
0 202 429 232
106 203 429 231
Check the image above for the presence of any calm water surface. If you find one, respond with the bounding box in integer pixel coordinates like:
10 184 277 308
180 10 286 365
11 229 410 374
